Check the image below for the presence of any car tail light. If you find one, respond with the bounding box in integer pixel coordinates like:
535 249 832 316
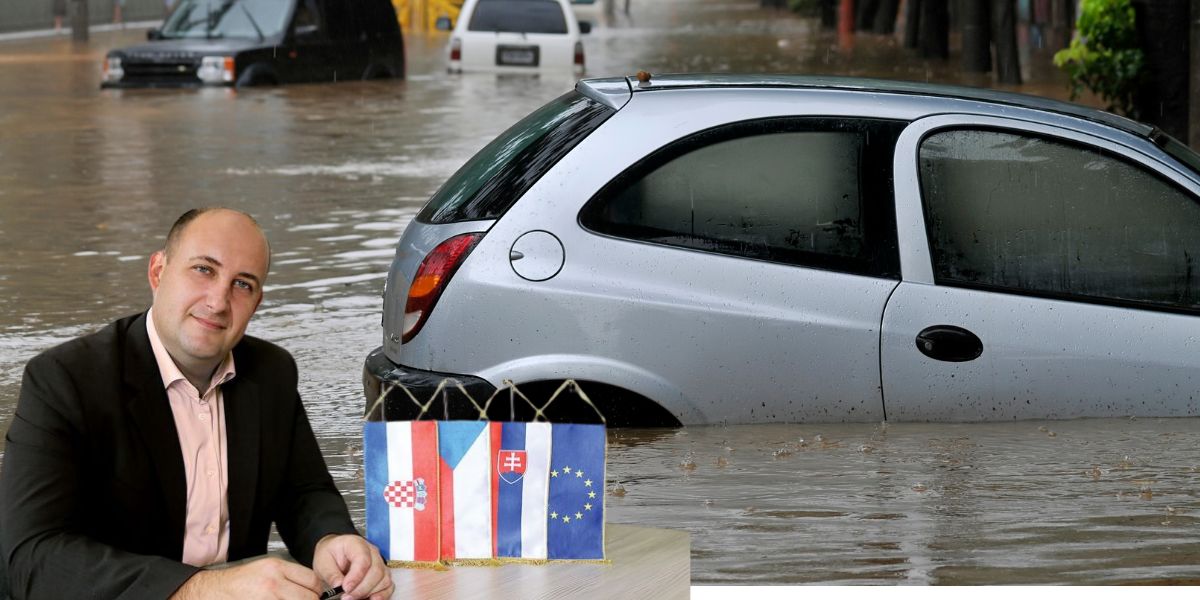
402 233 483 343
573 42 585 68
450 38 462 62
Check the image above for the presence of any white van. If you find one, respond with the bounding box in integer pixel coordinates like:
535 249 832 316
439 0 588 73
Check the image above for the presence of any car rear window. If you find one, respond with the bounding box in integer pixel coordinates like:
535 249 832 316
417 90 614 224
468 0 568 34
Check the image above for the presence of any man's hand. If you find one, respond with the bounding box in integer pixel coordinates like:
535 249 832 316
312 534 394 600
170 557 324 600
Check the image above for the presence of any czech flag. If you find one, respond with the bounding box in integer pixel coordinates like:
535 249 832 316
363 421 440 563
437 421 494 561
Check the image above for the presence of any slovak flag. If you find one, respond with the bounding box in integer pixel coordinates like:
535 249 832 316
363 421 440 563
493 422 553 559
437 421 495 561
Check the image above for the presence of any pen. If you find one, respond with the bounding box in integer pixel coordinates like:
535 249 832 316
319 585 344 600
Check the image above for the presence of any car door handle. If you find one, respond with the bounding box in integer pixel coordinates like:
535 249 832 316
915 325 983 362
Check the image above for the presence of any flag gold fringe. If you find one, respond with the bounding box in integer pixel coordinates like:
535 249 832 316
447 558 506 567
495 558 550 566
385 560 448 570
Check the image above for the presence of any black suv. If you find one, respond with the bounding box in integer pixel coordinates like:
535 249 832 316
101 0 404 88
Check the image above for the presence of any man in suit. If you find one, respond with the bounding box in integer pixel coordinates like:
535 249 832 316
0 208 393 600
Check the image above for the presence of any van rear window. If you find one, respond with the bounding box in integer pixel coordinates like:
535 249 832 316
468 0 569 34
417 91 614 224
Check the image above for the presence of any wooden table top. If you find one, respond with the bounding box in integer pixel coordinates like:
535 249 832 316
385 524 691 599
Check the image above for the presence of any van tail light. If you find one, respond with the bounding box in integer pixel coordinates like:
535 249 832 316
450 38 462 62
573 41 585 68
402 232 484 343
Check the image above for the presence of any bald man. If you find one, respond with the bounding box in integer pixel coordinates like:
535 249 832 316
0 208 393 600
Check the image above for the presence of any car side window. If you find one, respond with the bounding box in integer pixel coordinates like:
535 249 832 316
292 0 322 38
579 118 906 278
920 128 1200 312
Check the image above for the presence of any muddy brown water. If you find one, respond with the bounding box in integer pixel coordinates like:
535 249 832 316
1 0 1196 585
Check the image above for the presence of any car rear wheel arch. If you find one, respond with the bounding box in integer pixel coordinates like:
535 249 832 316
489 380 682 428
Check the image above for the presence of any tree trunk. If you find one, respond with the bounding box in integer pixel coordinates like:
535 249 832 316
919 0 950 59
905 0 922 48
71 0 88 42
962 0 992 72
873 0 901 34
1133 0 1189 139
991 0 1021 83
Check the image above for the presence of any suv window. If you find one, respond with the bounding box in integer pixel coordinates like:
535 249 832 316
579 118 905 278
417 91 614 224
920 128 1200 311
468 0 568 34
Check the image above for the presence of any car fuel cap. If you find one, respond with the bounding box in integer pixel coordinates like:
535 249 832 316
509 230 564 282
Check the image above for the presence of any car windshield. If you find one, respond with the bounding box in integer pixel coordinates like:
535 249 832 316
468 0 568 34
160 0 290 40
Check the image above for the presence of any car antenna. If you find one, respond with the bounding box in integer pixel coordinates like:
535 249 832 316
635 70 652 88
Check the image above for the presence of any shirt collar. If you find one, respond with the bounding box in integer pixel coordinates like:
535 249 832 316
145 308 236 395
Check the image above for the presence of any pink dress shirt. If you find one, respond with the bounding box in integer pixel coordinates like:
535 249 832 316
146 310 234 567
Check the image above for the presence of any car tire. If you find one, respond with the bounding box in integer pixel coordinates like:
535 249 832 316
235 64 279 88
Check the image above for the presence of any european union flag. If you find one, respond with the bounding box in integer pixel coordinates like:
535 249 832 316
545 423 606 559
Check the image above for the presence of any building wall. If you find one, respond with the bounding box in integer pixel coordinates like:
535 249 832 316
0 0 172 34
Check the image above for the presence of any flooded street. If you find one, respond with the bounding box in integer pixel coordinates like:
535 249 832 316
2 0 1196 585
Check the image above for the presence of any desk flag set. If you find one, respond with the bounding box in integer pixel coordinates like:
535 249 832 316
364 420 607 566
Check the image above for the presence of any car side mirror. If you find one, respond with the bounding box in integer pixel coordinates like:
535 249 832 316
579 21 592 35
146 28 163 40
435 16 452 31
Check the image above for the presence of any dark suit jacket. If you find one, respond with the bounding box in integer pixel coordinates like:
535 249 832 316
0 313 358 599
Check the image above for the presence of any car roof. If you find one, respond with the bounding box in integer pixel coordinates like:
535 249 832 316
576 73 1159 142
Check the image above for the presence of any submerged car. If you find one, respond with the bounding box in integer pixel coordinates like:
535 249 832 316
364 73 1200 426
440 0 588 74
101 0 404 88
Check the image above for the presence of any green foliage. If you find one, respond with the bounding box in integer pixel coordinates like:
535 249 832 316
1052 0 1144 117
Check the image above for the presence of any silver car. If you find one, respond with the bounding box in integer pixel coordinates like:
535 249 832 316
364 74 1200 426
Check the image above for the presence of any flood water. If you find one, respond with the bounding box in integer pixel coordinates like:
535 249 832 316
2 0 1196 585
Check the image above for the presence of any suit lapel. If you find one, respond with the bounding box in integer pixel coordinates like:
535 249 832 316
223 370 261 555
122 313 188 559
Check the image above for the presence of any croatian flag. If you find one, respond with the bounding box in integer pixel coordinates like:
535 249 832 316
492 422 552 559
363 421 439 563
546 423 606 559
437 421 495 561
